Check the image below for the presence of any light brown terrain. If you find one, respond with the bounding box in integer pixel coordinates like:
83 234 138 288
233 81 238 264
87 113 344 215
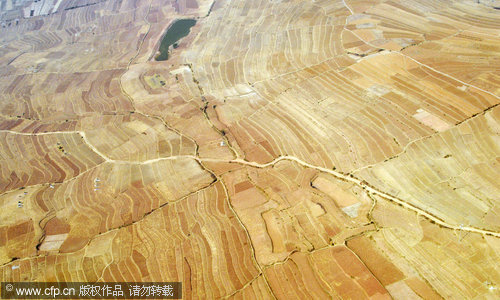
0 0 499 299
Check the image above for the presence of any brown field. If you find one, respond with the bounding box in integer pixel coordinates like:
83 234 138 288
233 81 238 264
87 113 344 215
1 0 499 299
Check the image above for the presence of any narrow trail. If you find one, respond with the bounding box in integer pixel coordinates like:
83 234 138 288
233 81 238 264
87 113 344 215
2 126 499 238
207 156 500 238
78 131 111 162
64 137 500 238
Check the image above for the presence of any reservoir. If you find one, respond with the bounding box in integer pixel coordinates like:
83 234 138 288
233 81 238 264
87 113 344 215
155 19 196 61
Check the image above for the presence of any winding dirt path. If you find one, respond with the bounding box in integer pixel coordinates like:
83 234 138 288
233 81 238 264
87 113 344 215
2 127 499 237
202 156 500 238
2 129 499 238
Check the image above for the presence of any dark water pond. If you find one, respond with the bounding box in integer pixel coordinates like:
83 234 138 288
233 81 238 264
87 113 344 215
155 19 196 61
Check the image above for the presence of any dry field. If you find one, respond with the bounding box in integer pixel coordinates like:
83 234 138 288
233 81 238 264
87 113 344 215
0 0 499 299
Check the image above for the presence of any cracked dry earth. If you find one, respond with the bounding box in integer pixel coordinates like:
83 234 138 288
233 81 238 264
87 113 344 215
0 0 500 299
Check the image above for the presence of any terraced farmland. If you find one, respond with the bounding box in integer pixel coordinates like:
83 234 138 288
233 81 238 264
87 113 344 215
1 0 499 299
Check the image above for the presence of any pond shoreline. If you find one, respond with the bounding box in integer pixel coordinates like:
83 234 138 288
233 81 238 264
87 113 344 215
154 18 196 61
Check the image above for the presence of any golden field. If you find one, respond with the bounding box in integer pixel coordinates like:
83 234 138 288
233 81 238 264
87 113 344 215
0 0 499 299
